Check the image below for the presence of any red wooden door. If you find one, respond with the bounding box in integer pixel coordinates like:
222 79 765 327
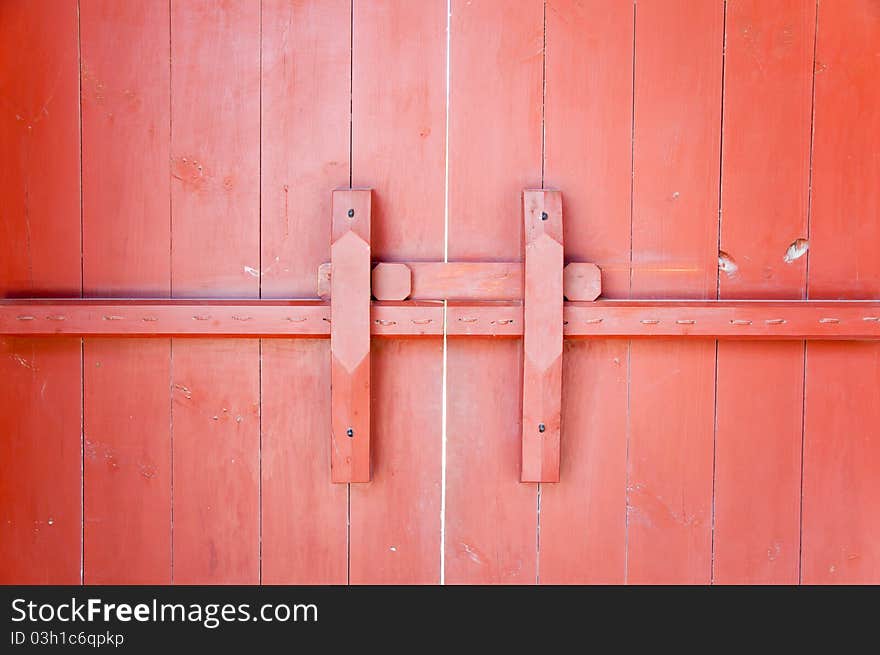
1 0 879 585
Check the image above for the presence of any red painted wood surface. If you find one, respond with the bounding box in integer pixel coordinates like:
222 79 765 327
446 0 543 584
521 190 563 483
714 0 814 585
3 0 880 587
80 0 172 584
170 0 260 584
539 0 633 584
802 0 880 584
349 0 445 584
260 0 350 583
627 0 723 584
0 0 82 584
330 189 372 483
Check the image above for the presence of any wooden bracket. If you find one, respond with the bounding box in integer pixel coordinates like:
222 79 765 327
521 190 564 483
330 189 372 483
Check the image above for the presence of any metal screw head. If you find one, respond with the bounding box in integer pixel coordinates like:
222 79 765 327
346 427 354 438
538 423 546 433
541 212 548 221
347 209 355 218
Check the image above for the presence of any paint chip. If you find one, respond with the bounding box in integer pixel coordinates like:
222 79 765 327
718 251 739 277
783 238 809 263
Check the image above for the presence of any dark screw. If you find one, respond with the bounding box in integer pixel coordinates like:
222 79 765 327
347 209 355 218
538 423 546 433
346 427 354 438
541 212 548 221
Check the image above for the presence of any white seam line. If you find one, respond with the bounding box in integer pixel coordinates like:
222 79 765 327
439 0 451 586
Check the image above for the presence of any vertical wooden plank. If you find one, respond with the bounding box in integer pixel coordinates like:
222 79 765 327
802 0 880 584
81 0 171 298
541 340 629 583
521 190 563 483
170 0 261 298
330 189 371 483
349 0 445 583
80 0 172 584
543 0 634 299
539 0 632 583
260 0 349 583
718 0 814 301
0 340 82 584
82 340 171 583
170 0 260 584
261 0 350 299
446 0 543 584
627 0 723 584
0 0 82 296
0 0 82 584
261 341 346 583
714 0 814 585
171 340 260 583
350 339 443 584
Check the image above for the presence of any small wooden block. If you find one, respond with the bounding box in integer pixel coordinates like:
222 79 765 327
521 189 564 483
316 262 332 298
330 189 372 483
563 262 602 301
371 263 412 301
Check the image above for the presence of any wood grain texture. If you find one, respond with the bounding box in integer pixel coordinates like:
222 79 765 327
81 0 170 298
83 339 171 583
170 0 260 298
538 0 633 583
714 0 815 585
521 190 563 483
80 0 172 584
330 189 371 483
261 339 346 583
627 0 723 584
171 339 260 584
544 0 633 298
0 0 82 297
446 0 543 584
260 0 350 582
802 0 880 584
349 339 443 584
539 340 628 583
446 339 536 583
0 339 82 584
261 0 350 298
170 0 260 584
349 0 445 583
0 0 82 584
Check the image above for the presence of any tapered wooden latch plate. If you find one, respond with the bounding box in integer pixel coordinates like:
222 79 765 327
521 190 564 483
330 189 372 483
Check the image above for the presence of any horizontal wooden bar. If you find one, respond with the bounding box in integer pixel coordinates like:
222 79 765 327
449 300 880 339
318 261 602 301
0 299 443 337
564 301 880 339
2 299 879 339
